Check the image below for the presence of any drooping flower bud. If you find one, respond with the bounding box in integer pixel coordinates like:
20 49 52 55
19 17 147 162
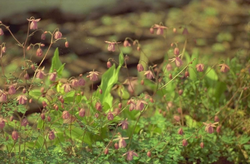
79 108 85 117
175 57 183 67
49 131 55 140
123 40 131 47
120 119 128 130
8 85 16 95
95 102 102 111
200 142 204 149
21 118 28 127
182 27 189 35
147 151 151 157
219 64 230 73
214 116 219 122
174 115 180 122
41 113 45 120
107 111 114 120
107 61 112 68
174 47 179 56
49 72 57 81
62 111 70 119
166 64 172 71
216 125 221 134
36 69 45 79
185 71 189 77
36 48 43 57
2 47 6 53
150 27 154 34
41 33 46 40
178 128 184 135
54 31 62 40
137 63 144 72
0 28 4 36
104 148 109 155
12 131 18 141
0 119 5 129
182 139 188 146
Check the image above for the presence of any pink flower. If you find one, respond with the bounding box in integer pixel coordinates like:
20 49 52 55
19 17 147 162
182 139 188 146
49 72 57 81
71 79 79 88
203 122 218 134
49 131 55 140
0 28 4 36
105 41 120 52
196 64 204 72
175 57 183 67
17 95 27 105
12 131 18 141
178 128 184 135
123 40 131 47
27 18 41 30
219 64 230 73
107 111 114 120
36 48 43 57
174 47 180 56
62 111 70 120
137 63 144 72
0 90 7 102
153 24 167 35
78 78 86 86
87 71 99 82
54 31 62 40
119 119 128 130
114 134 129 148
0 119 5 129
79 108 85 117
62 84 71 93
166 64 172 71
144 70 154 80
65 41 69 48
36 69 45 79
21 118 28 127
95 102 102 111
123 150 138 161
182 27 189 35
41 33 46 40
135 100 147 110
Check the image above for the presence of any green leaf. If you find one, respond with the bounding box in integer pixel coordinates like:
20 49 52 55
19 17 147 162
29 89 49 103
185 50 198 81
205 67 218 87
185 115 202 128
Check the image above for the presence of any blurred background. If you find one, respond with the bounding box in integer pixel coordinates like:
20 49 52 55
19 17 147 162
0 0 249 86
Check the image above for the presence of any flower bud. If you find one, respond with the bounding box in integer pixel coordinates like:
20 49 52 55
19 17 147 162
79 108 85 117
182 27 189 35
10 116 14 122
41 113 45 120
169 73 172 79
12 131 18 141
120 120 128 130
173 28 177 33
214 116 219 122
36 69 45 79
137 63 144 72
21 118 28 127
185 71 189 78
0 119 5 129
137 46 141 51
150 27 154 34
104 148 109 155
178 89 183 95
49 131 55 140
182 139 188 146
107 61 112 68
95 102 102 111
27 46 31 51
2 47 6 53
36 48 43 57
24 73 29 80
216 125 221 134
123 40 131 47
0 28 4 36
47 116 51 122
41 33 46 40
107 111 114 120
54 31 62 39
65 41 69 48
147 151 151 157
141 80 144 85
71 79 79 88
114 143 119 149
62 111 70 119
174 47 179 56
166 64 172 71
219 64 230 73
174 115 180 122
200 142 204 149
49 72 57 81
118 103 122 109
99 89 102 94
178 128 184 135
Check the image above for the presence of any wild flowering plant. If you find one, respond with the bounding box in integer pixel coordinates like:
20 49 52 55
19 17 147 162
0 15 249 164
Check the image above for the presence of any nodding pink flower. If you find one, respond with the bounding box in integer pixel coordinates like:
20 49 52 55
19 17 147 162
95 102 102 111
12 131 18 141
185 71 189 77
36 69 45 79
123 40 131 47
78 78 85 86
166 64 172 71
87 71 99 82
54 31 62 40
107 111 114 120
137 63 144 72
123 150 138 161
107 61 112 68
41 33 46 40
62 84 71 93
175 57 183 67
49 131 55 140
62 111 70 119
144 70 154 80
153 24 167 35
41 113 45 120
203 122 218 134
119 119 128 130
49 72 57 81
0 28 4 36
182 27 189 35
21 118 28 127
196 64 204 72
79 108 85 117
149 27 154 34
17 95 27 105
174 115 180 122
105 41 120 52
0 119 5 129
135 100 147 110
129 101 136 111
71 79 79 88
182 139 188 146
114 133 129 148
8 85 16 95
219 64 230 73
214 116 219 122
104 148 109 155
36 48 43 57
216 125 221 134
174 47 180 56
27 18 41 30
178 128 184 135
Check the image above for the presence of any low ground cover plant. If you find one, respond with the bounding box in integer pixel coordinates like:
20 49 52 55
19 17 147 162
0 16 249 164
